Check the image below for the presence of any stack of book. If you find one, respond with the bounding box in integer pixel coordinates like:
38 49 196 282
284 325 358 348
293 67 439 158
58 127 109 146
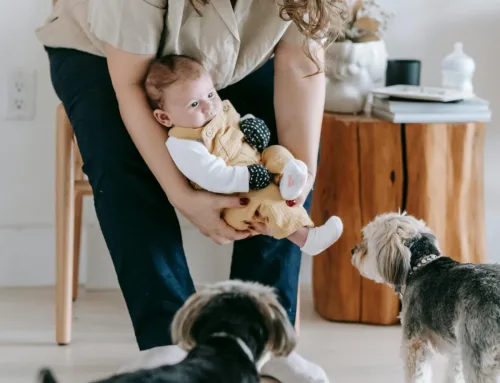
369 85 492 123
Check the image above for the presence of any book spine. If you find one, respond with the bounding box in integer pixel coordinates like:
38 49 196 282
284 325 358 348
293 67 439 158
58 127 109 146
372 101 489 114
372 109 492 123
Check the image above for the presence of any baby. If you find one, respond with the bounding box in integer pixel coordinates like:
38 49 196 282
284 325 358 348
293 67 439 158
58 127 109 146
145 54 343 256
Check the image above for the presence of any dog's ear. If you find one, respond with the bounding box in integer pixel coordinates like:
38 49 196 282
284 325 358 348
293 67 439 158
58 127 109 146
258 294 297 357
171 292 212 351
376 231 412 288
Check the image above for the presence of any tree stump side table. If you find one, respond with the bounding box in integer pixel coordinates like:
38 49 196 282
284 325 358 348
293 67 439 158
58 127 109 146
311 113 487 325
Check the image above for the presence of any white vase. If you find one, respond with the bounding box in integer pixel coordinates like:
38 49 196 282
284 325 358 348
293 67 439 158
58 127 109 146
324 40 388 114
441 42 475 95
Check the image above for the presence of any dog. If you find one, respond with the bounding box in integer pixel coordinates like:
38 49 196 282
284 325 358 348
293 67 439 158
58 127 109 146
38 280 296 383
351 212 500 383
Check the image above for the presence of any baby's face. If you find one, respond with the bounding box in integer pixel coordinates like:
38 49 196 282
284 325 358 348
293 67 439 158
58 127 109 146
157 73 223 128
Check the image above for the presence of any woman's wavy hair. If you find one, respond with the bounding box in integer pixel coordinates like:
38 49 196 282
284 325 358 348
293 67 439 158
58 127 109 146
189 0 348 73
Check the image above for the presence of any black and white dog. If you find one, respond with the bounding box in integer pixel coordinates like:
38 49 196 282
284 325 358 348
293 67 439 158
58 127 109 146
39 280 296 383
351 212 500 383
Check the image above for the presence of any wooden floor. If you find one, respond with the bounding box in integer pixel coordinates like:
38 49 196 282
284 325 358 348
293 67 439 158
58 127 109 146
0 287 450 382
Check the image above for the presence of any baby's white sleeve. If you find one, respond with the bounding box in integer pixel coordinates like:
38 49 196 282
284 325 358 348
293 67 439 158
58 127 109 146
166 137 250 194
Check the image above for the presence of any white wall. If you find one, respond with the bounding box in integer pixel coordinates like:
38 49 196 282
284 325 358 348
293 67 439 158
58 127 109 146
0 0 499 288
0 1 60 286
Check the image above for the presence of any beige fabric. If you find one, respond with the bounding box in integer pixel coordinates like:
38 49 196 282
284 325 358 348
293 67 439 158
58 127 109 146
168 101 313 239
261 145 295 185
36 0 312 89
168 101 248 163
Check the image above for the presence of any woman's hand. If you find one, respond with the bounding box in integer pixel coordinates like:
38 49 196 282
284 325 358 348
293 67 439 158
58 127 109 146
174 190 251 245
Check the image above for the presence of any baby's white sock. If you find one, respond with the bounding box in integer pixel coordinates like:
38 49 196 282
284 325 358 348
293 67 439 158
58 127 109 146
301 216 343 256
280 159 308 201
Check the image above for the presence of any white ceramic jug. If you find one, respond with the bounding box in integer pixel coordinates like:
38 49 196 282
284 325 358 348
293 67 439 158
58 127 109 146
441 42 475 95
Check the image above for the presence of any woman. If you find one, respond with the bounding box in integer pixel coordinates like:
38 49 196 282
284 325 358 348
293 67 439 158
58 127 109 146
36 0 346 381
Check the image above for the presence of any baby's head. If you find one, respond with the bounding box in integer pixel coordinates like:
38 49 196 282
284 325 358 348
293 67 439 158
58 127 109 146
145 54 222 128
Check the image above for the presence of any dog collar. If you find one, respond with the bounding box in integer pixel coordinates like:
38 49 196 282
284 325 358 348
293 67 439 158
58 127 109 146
409 254 441 277
210 332 254 362
395 254 442 297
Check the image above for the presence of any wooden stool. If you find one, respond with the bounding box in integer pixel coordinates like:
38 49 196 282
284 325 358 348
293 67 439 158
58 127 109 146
311 113 486 324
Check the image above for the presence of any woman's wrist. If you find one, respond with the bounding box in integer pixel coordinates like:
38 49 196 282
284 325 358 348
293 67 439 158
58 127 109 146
166 182 194 210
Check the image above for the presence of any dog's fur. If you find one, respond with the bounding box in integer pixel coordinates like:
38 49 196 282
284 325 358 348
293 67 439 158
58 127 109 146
351 212 500 383
38 280 296 383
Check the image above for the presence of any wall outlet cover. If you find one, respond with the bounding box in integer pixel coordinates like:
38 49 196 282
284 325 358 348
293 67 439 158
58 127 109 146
5 69 36 121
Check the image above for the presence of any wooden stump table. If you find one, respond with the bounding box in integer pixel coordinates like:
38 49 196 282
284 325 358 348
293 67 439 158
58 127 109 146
311 113 487 325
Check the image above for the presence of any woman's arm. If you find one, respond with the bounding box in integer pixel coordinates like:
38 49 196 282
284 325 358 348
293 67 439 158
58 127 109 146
166 138 251 194
274 40 325 186
104 44 249 244
104 44 192 207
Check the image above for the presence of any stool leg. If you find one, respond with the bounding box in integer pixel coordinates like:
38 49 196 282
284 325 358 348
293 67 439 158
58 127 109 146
72 191 83 302
55 105 75 346
72 145 84 302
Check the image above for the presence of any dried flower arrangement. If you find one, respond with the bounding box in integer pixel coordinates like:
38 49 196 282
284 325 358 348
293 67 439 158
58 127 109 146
338 0 393 43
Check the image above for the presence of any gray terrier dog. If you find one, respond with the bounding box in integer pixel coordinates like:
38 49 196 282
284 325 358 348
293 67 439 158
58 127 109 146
351 212 500 383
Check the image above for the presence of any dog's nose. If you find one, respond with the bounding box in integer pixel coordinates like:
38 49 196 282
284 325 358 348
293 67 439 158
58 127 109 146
351 247 356 255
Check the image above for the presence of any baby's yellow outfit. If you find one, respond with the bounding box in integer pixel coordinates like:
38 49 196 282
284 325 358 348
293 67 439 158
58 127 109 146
168 101 313 239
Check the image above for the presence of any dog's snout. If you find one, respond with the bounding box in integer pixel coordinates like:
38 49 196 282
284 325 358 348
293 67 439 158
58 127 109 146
351 245 358 255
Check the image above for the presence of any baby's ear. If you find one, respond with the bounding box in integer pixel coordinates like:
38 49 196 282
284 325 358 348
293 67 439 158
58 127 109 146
153 109 172 127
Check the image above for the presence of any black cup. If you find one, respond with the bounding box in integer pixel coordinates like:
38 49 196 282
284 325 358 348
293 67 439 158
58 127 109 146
385 59 421 86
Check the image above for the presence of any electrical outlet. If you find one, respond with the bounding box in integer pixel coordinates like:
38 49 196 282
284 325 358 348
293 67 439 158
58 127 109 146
5 69 36 120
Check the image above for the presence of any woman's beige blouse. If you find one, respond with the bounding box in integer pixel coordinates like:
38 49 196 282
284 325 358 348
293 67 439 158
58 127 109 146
36 0 310 89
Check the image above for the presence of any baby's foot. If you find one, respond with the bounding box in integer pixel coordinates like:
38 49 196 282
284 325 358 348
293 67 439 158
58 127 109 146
280 159 308 201
301 216 343 256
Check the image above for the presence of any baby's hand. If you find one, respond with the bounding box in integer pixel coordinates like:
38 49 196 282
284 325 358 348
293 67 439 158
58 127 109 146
244 220 272 237
240 117 271 152
247 164 272 190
